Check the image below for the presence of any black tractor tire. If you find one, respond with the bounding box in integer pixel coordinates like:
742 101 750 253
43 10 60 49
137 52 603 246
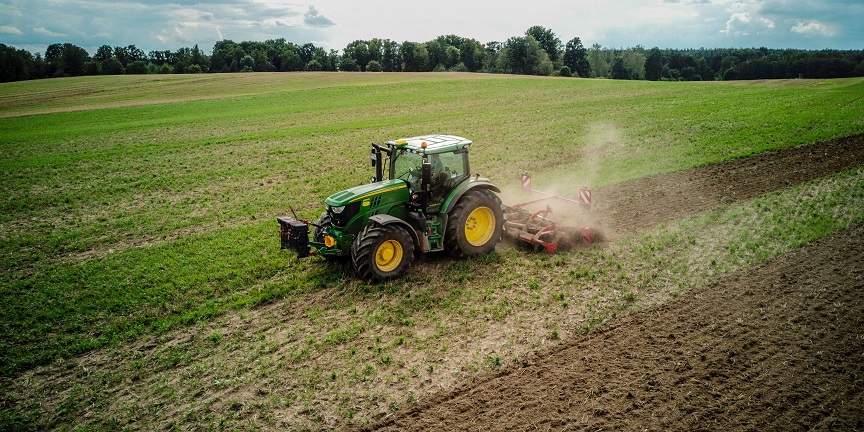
313 212 329 242
445 189 505 258
351 223 415 282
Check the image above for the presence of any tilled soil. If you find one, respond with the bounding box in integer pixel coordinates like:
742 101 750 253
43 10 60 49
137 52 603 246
594 134 864 234
367 135 864 431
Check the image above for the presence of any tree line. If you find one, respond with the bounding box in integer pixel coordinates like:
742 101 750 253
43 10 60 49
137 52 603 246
2 25 862 83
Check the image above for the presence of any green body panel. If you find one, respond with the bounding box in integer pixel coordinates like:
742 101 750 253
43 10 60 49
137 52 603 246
317 179 410 256
324 179 407 207
440 177 498 214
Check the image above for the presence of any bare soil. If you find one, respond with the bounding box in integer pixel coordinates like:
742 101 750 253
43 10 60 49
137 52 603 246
366 136 864 431
594 134 864 235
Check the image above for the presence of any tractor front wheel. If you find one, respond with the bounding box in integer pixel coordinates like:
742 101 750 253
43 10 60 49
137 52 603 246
351 223 415 282
313 211 330 243
445 189 504 258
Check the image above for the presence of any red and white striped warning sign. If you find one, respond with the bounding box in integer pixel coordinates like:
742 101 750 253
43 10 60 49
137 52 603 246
579 187 592 206
521 173 532 190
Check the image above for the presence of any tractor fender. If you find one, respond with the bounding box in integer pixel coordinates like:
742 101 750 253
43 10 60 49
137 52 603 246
368 214 422 250
442 181 502 215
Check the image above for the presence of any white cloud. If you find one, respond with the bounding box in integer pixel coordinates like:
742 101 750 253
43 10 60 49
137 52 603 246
721 11 775 36
0 25 23 35
304 6 334 27
790 21 836 37
32 26 67 38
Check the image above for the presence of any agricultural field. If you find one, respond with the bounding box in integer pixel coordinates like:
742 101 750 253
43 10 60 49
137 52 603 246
1 72 863 430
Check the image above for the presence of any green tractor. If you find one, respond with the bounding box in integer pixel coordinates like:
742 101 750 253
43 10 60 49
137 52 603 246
278 135 504 282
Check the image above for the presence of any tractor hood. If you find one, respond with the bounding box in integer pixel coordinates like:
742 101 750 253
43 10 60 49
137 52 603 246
324 179 408 207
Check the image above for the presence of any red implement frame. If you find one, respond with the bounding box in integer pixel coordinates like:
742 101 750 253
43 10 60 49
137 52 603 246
504 172 595 253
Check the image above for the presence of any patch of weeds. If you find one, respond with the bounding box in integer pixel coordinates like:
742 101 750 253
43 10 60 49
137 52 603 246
485 355 503 369
483 287 495 301
408 391 420 406
487 300 512 320
447 260 474 283
325 322 364 345
584 314 606 331
363 363 376 377
471 250 503 264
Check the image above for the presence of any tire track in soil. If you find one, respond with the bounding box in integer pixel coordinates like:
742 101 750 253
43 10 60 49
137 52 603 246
364 134 864 431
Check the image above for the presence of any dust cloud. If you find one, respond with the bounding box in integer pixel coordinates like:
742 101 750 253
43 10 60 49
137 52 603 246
499 122 632 243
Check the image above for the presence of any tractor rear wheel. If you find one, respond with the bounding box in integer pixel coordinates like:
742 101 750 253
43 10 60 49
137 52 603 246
351 223 415 282
445 189 504 258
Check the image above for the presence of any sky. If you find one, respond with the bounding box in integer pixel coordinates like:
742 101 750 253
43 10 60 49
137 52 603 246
1 0 862 56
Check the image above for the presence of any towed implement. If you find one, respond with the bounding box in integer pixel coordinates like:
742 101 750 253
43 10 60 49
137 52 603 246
503 172 596 254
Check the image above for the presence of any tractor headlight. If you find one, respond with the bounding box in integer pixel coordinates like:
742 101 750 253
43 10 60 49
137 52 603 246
331 205 345 214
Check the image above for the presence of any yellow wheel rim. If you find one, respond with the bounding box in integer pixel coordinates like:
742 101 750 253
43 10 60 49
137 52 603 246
375 240 403 272
464 206 495 247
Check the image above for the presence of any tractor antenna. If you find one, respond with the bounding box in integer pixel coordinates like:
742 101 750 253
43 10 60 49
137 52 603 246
288 204 299 220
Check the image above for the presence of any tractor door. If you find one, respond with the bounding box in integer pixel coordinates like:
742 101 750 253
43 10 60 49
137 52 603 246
426 150 469 213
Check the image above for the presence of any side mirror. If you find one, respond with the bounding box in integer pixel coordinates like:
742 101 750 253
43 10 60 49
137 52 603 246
421 162 432 190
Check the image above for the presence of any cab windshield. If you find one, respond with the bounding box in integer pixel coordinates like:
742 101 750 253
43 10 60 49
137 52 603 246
392 150 423 186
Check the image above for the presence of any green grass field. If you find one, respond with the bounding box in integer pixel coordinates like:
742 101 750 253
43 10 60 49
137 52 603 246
1 72 863 429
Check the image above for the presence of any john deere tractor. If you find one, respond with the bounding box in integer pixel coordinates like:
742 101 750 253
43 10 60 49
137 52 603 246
278 135 504 282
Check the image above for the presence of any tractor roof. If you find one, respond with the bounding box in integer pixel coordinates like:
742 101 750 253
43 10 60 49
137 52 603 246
385 135 472 154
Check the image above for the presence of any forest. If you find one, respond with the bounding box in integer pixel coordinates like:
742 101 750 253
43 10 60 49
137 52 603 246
2 25 863 83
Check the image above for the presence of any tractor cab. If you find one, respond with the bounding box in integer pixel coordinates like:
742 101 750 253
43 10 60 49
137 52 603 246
372 135 472 214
